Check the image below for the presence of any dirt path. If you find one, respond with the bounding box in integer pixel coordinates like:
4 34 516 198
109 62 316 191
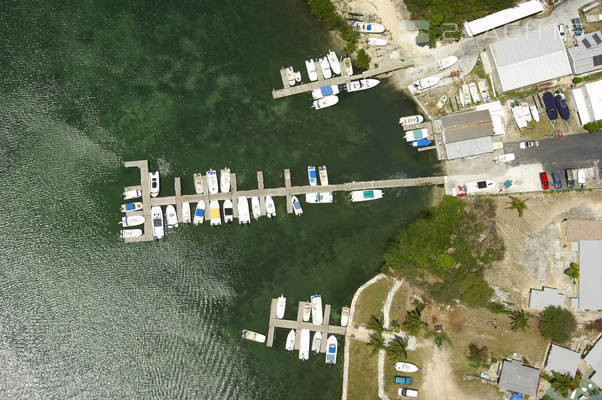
420 346 480 400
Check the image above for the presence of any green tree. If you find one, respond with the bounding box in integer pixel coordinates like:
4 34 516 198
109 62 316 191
506 196 529 217
584 120 602 133
385 336 408 360
543 371 582 397
467 343 488 363
367 314 385 334
487 302 508 314
509 310 529 332
539 306 577 343
564 262 579 279
354 49 371 70
437 253 454 270
402 308 425 335
459 275 492 307
367 333 386 356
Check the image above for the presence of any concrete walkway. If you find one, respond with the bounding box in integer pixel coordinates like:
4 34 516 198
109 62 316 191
377 279 403 400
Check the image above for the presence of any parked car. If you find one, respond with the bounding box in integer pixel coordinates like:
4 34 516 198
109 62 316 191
572 17 583 35
539 172 550 190
398 388 419 398
519 141 539 149
557 24 565 40
565 168 575 188
395 376 413 385
578 169 586 187
552 171 562 189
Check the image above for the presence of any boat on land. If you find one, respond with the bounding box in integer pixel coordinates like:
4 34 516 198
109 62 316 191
468 82 480 103
149 171 160 197
251 197 261 220
122 189 141 200
312 95 339 110
206 169 219 194
292 196 303 215
305 192 334 203
120 202 143 213
352 21 386 33
398 115 424 126
404 128 428 142
182 202 191 223
530 105 540 122
319 165 329 186
342 57 353 76
412 76 440 91
276 295 286 319
478 81 490 102
305 59 318 82
327 50 341 75
555 92 570 120
464 180 496 193
242 330 266 343
299 329 310 360
303 303 312 322
411 138 432 148
308 165 318 186
220 168 231 193
543 91 558 121
193 173 204 194
285 329 296 351
459 88 466 107
119 229 143 239
345 78 380 92
120 215 145 227
193 200 205 225
436 95 447 109
511 105 528 129
286 66 295 86
311 294 323 325
237 196 251 225
223 199 234 223
520 102 532 123
462 84 471 104
265 195 276 218
325 335 338 364
351 189 383 202
311 85 340 100
312 331 322 353
209 200 221 226
319 57 332 79
368 37 387 46
438 55 458 70
341 307 350 327
166 205 178 229
394 362 419 373
151 206 164 240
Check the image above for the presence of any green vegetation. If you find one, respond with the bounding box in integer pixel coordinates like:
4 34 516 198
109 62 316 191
355 49 371 70
539 306 577 343
386 337 409 360
367 332 386 356
542 371 582 397
506 196 529 217
384 196 504 307
308 0 359 44
564 262 579 279
368 314 385 334
424 330 452 347
402 307 426 335
487 301 509 314
467 343 488 364
509 310 529 332
584 120 602 133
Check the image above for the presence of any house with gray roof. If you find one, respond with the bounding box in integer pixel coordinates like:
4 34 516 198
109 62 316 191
578 240 602 311
529 287 566 311
585 337 602 387
568 31 602 75
438 109 494 159
546 344 581 377
498 359 541 397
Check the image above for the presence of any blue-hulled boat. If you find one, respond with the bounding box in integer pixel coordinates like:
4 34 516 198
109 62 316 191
555 92 570 121
411 138 431 148
543 92 558 121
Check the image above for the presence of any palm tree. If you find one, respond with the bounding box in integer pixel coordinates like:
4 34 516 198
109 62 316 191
385 336 408 360
367 333 386 357
509 310 530 332
367 314 385 334
545 371 581 397
402 308 424 335
506 196 529 217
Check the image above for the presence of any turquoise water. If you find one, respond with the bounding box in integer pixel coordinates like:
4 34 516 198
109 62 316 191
0 0 438 398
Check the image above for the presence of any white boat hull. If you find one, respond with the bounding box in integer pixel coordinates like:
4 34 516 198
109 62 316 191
311 85 340 100
350 190 383 202
319 57 332 79
530 105 540 122
346 79 380 92
285 329 296 351
265 195 276 218
299 329 310 360
303 303 311 322
193 173 204 194
341 307 350 327
166 205 178 229
469 82 480 103
394 362 419 373
311 295 323 325
368 37 387 46
312 95 339 110
120 215 145 227
122 189 141 200
412 76 440 91
305 192 334 203
276 295 286 319
119 229 143 239
242 330 266 343
438 56 458 70
342 57 353 76
312 331 322 353
325 335 338 364
182 202 191 223
353 22 385 33
149 171 160 197
206 170 219 194
398 115 424 126
223 199 234 223
251 197 261 220
151 206 165 240
291 196 303 215
327 51 341 75
220 168 231 193
305 59 318 82
194 201 205 225
209 200 221 226
319 165 329 186
237 196 251 225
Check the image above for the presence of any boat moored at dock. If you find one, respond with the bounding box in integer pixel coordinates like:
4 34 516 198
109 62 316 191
319 57 332 79
404 128 429 142
327 50 341 75
302 303 312 322
311 85 340 100
242 330 266 343
149 171 160 197
342 57 353 76
398 115 424 127
341 307 350 327
166 205 178 229
206 169 219 194
291 196 303 215
438 56 458 70
411 138 432 148
305 192 333 203
286 66 295 86
193 173 204 194
299 329 310 360
312 331 322 353
151 206 165 240
276 295 286 319
220 168 231 193
120 202 143 213
285 329 296 351
223 199 234 223
345 78 380 92
251 196 261 220
119 229 143 239
182 202 191 223
120 215 145 227
351 189 383 202
325 335 338 364
307 165 318 186
412 76 440 91
319 165 328 186
194 200 205 225
209 200 221 226
312 95 339 110
311 294 323 325
305 59 318 82
237 196 251 225
122 189 141 200
265 195 276 218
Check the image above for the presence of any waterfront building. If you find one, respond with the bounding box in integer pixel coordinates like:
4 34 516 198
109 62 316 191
571 79 602 125
568 31 602 75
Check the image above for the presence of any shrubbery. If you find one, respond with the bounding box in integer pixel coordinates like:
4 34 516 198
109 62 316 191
539 306 576 343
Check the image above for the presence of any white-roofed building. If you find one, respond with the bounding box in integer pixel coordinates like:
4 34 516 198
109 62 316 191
578 240 602 310
585 338 602 387
464 0 544 37
546 344 581 377
568 31 602 75
487 28 573 92
529 287 566 311
571 80 602 124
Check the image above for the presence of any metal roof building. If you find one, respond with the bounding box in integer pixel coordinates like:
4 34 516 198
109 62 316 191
439 110 495 159
585 338 602 387
562 218 602 242
571 80 602 125
498 359 541 397
546 344 581 377
488 28 573 92
578 240 602 310
568 31 602 74
529 287 566 311
464 0 544 37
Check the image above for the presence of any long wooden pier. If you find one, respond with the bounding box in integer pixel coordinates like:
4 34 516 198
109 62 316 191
121 160 445 243
272 60 415 99
266 299 347 353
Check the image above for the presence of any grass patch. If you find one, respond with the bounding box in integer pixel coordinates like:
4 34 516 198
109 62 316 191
353 278 393 326
347 340 379 400
388 283 411 326
383 346 428 398
496 85 543 103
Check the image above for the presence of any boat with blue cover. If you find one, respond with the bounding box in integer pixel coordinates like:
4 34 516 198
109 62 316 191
193 200 205 225
325 335 338 364
291 196 303 215
350 189 383 202
543 92 558 121
307 166 318 186
411 138 431 148
311 85 340 100
120 202 143 212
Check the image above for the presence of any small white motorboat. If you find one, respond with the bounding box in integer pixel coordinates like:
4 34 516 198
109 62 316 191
223 199 234 223
120 215 145 227
404 128 428 142
299 329 310 360
285 329 296 351
220 168 231 193
166 205 178 229
319 165 329 186
251 196 261 220
291 196 303 215
394 362 419 373
312 95 339 110
325 335 338 364
350 190 383 202
520 102 532 123
319 56 332 79
368 37 387 46
302 303 311 322
122 189 141 200
342 57 353 76
206 169 219 194
286 66 295 86
311 294 323 325
530 105 540 122
276 295 286 319
242 330 266 343
327 50 341 75
119 229 143 239
341 306 350 327
398 115 424 126
305 59 318 82
469 82 481 103
312 331 322 353
193 200 205 225
305 192 333 203
438 55 458 70
478 80 490 102
294 71 302 82
237 196 251 225
182 202 191 223
464 180 497 194
311 85 340 100
493 153 515 163
436 95 448 109
149 171 160 197
193 173 204 194
265 195 276 218
209 200 221 226
462 84 471 104
308 165 318 186
459 88 466 107
345 78 380 92
352 21 385 33
151 206 164 240
120 202 143 213
412 76 440 91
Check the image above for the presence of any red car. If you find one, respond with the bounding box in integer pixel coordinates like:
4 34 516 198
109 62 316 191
539 172 550 190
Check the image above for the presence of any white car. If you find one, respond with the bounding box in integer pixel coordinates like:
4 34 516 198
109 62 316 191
519 141 539 149
494 153 515 163
398 388 419 398
558 24 565 41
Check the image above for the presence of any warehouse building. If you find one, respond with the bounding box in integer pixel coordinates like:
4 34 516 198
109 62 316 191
464 0 544 37
568 31 602 75
571 79 602 124
437 110 495 159
578 240 602 311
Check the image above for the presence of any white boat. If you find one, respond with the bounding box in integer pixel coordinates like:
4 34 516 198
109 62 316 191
237 196 251 225
193 200 205 225
286 66 295 86
285 329 296 351
459 88 466 107
294 71 302 82
398 115 424 126
305 192 334 203
469 82 481 103
149 171 160 197
462 84 471 104
438 55 458 70
350 189 383 202
404 128 429 142
305 59 318 82
493 153 515 163
265 195 276 218
342 57 353 76
352 21 385 33
291 196 303 215
327 50 341 75
276 295 286 319
412 76 440 91
436 95 447 109
312 331 322 353
299 329 310 360
193 173 204 194
120 215 145 227
398 388 419 398
464 180 496 193
251 197 261 220
394 362 419 373
120 202 143 213
578 169 586 186
302 303 312 322
325 335 338 364
478 81 490 102
312 95 339 110
530 105 540 122
311 85 340 100
209 200 221 226
122 189 141 200
319 57 332 79
166 205 178 229
223 199 234 223
241 330 266 343
318 165 329 186
345 78 380 92
520 102 532 122
220 168 231 193
341 307 350 327
151 206 164 240
206 169 219 194
119 229 143 239
512 105 528 129
368 37 387 46
182 202 191 223
308 165 318 186
311 294 323 325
